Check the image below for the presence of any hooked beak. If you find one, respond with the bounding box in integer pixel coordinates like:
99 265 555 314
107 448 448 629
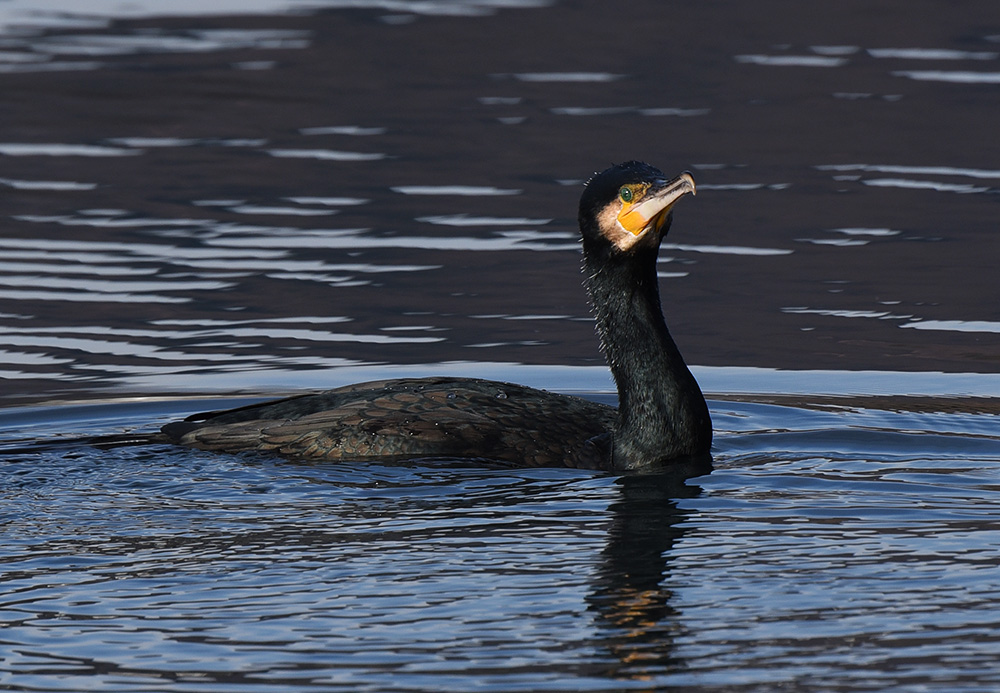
617 172 696 236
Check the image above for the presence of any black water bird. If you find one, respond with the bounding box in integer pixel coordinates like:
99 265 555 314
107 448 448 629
162 162 712 471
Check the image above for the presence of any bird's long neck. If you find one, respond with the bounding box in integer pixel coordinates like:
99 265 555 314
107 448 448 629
584 244 711 469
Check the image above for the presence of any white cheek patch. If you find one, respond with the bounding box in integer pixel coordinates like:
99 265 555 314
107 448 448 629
597 202 640 251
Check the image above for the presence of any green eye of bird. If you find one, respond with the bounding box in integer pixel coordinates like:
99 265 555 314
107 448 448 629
619 186 633 203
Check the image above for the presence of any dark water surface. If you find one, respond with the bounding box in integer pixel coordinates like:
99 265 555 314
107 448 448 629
2 0 1000 690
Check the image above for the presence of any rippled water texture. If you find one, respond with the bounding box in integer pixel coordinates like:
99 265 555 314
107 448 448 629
4 397 1000 691
2 0 1000 691
2 0 999 400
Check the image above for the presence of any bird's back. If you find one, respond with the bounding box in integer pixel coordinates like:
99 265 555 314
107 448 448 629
162 376 617 468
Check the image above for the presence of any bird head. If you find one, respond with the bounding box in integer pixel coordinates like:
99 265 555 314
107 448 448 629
578 161 696 254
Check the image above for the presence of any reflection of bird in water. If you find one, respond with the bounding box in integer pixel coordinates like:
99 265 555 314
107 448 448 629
162 162 712 471
587 473 699 675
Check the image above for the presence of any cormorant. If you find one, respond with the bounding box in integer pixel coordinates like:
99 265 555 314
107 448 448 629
162 162 712 471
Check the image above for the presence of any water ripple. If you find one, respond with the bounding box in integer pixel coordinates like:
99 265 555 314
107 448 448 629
2 396 999 691
0 177 97 190
870 48 998 60
0 143 140 156
893 70 1000 83
392 185 521 196
266 148 387 161
735 54 848 67
862 177 990 193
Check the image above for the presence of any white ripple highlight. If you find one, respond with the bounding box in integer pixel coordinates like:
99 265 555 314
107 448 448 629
0 177 97 190
870 48 998 60
892 70 1000 84
663 243 793 256
862 178 989 193
266 149 386 161
0 143 141 156
901 320 1000 334
735 55 848 67
393 185 521 196
818 164 1000 179
417 214 551 226
511 72 624 82
783 307 914 320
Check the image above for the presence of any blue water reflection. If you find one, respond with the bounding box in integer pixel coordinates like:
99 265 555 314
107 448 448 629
3 396 1000 691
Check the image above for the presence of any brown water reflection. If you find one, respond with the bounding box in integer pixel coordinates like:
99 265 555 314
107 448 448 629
1 0 999 404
